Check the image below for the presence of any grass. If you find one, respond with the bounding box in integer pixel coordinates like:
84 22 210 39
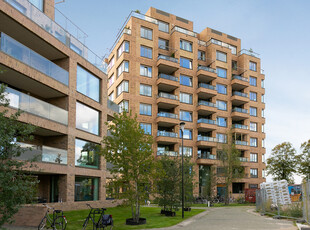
191 203 255 207
63 206 205 230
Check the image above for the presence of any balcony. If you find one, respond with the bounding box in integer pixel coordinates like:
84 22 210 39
197 83 217 99
157 55 179 75
157 74 179 91
232 124 248 130
238 49 260 58
6 87 68 125
157 92 179 109
231 91 249 106
156 112 179 127
207 38 237 55
197 100 217 115
239 157 248 162
171 26 197 37
198 153 217 160
157 151 178 157
197 118 217 132
156 130 179 144
14 142 67 165
231 75 249 91
4 0 107 72
235 141 248 146
107 99 119 121
231 107 249 121
197 136 218 147
197 65 217 82
0 33 69 85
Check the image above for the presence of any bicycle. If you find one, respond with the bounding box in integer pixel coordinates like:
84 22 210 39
82 203 113 230
38 204 67 230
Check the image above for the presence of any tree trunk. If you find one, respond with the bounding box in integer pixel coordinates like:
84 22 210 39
135 181 140 223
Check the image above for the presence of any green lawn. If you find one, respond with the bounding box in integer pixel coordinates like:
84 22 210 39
63 206 205 230
191 203 255 207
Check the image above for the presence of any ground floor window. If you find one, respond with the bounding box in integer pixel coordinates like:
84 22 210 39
232 183 245 194
75 177 99 201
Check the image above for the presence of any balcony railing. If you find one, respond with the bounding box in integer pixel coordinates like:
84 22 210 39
158 54 178 63
207 38 237 55
6 87 68 125
198 83 216 90
239 157 248 162
197 65 217 74
198 40 207 47
158 73 178 82
157 112 178 119
232 75 248 82
157 151 178 156
232 107 248 114
198 153 216 160
171 26 197 37
0 33 69 85
158 92 178 100
5 0 107 73
238 49 260 58
235 140 248 146
107 99 119 113
232 124 248 130
198 100 216 108
232 91 248 98
14 142 67 164
197 118 217 125
197 136 218 142
157 131 178 138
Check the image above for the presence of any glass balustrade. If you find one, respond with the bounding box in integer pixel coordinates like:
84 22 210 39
158 73 178 82
157 131 178 138
157 112 178 119
158 54 178 63
197 118 217 125
197 65 217 74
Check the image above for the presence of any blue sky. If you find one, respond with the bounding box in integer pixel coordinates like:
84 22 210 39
56 0 310 182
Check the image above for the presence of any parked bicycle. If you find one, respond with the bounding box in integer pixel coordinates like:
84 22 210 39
38 204 67 230
82 203 113 230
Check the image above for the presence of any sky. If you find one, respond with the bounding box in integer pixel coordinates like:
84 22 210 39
55 0 310 183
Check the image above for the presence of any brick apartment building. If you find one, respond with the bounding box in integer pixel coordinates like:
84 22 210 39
0 0 119 210
107 7 266 197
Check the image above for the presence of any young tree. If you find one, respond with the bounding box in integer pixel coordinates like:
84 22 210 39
297 140 310 180
182 157 195 209
0 84 38 227
101 111 155 224
267 142 297 184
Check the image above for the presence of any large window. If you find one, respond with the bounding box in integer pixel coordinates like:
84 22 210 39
117 80 129 96
179 146 193 157
217 67 227 78
75 139 99 168
180 92 193 104
140 46 152 59
76 102 99 135
180 57 193 69
217 84 227 94
75 177 99 201
108 92 114 101
77 65 100 102
117 61 129 77
180 75 192 87
250 107 257 116
217 133 227 143
249 61 257 71
108 74 115 88
250 122 257 132
180 110 192 122
250 92 257 101
250 153 258 162
216 51 227 62
198 50 206 61
217 100 227 111
140 84 152 97
119 100 129 112
217 117 227 127
140 123 152 135
158 38 169 50
180 40 193 52
250 76 257 86
250 169 258 178
140 103 152 116
29 0 43 11
250 138 258 147
158 20 169 33
141 26 152 40
179 129 192 139
117 41 129 58
108 56 115 70
140 64 152 77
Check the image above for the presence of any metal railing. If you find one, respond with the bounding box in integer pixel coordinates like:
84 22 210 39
232 107 248 114
107 100 119 113
158 54 178 63
171 26 197 37
239 49 260 58
207 38 237 55
198 83 216 90
233 91 248 98
197 65 217 74
197 136 218 142
157 112 178 119
232 124 248 129
198 100 216 107
232 75 248 82
157 131 178 138
158 73 178 82
198 40 207 47
157 151 178 156
197 118 217 125
235 140 248 146
198 153 216 160
158 92 178 100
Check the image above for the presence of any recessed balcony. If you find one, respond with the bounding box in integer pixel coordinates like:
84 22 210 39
156 112 179 127
197 118 217 132
156 130 179 144
157 74 179 91
197 100 217 115
231 75 249 91
157 151 178 157
197 83 217 100
197 136 218 147
232 124 249 131
157 92 179 109
197 65 217 82
235 140 248 146
239 157 248 162
157 55 179 75
231 107 249 121
231 91 249 106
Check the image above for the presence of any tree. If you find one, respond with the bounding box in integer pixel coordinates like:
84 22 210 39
183 157 195 209
0 84 38 227
101 111 155 224
267 142 297 184
297 140 310 180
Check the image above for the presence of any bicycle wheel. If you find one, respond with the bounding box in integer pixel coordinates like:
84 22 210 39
38 216 47 230
53 216 67 230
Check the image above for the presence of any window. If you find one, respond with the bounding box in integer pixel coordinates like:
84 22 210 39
108 74 115 88
140 64 152 77
217 133 227 143
217 117 227 127
262 109 265 117
180 92 193 104
217 67 227 78
29 0 44 11
249 184 258 189
249 61 257 71
180 57 193 69
77 65 100 102
261 94 265 103
76 102 99 135
250 153 258 162
262 124 265 133
250 107 257 116
250 168 258 178
232 60 237 70
262 139 265 148
158 38 169 50
119 100 129 112
75 177 99 201
250 92 257 101
180 110 192 121
75 139 99 168
216 51 227 62
250 76 257 86
108 92 114 101
140 84 152 97
261 79 265 88
217 100 227 111
158 20 169 33
180 75 192 87
198 50 206 61
108 56 115 70
140 103 152 116
117 41 129 58
250 138 258 147
262 169 266 178
250 122 257 132
140 45 152 59
117 61 129 77
140 123 152 135
179 146 193 156
217 84 227 94
180 39 193 52
117 80 128 96
141 26 152 40
180 129 192 139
